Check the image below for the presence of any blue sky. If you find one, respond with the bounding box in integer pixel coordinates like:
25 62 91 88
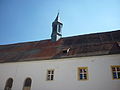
0 0 120 45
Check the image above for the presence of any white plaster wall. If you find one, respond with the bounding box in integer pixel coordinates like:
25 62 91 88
0 54 120 90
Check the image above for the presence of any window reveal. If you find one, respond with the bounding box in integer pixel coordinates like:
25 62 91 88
78 67 88 80
47 70 54 81
111 66 120 79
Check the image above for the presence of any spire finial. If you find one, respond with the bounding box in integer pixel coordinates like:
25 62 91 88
54 11 61 23
58 9 60 15
57 12 59 17
55 12 59 21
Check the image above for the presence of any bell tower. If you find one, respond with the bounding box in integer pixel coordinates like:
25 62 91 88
51 13 63 42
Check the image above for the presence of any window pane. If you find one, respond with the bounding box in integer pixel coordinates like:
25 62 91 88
4 78 13 90
51 75 54 80
48 71 51 74
118 72 120 78
84 69 87 72
112 67 115 71
24 78 32 87
113 72 117 79
47 75 50 80
80 69 82 73
80 74 83 79
52 70 54 74
117 67 120 71
84 74 87 79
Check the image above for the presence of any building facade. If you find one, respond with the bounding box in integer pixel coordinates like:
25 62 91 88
0 54 120 90
0 15 120 90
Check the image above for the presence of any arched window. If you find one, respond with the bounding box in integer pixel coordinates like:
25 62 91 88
23 77 32 90
4 78 13 90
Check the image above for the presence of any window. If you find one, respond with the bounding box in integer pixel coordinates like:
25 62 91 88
47 69 54 81
23 77 32 90
78 67 88 80
111 66 120 79
62 48 70 54
4 78 13 90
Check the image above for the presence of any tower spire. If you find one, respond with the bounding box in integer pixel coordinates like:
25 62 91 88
54 12 60 22
51 13 63 42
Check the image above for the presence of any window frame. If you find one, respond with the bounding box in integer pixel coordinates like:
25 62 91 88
4 77 13 90
46 69 55 81
111 65 120 80
77 67 88 80
23 77 32 90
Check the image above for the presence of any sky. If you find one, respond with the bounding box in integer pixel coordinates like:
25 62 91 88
0 0 120 45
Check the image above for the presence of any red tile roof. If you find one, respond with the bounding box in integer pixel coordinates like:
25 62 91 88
0 30 120 63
